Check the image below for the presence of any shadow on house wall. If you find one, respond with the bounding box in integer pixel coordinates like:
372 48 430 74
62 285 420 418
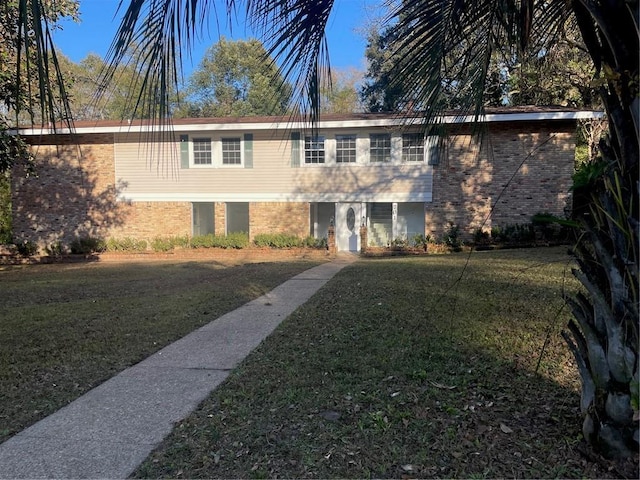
11 137 130 249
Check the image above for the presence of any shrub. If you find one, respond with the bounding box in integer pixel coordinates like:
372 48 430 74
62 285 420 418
412 233 433 250
15 240 38 257
223 232 250 249
106 237 148 252
45 241 66 256
253 233 304 248
190 232 249 249
493 223 535 244
70 236 106 254
444 222 462 251
151 237 174 252
303 236 327 249
473 228 491 244
390 237 408 249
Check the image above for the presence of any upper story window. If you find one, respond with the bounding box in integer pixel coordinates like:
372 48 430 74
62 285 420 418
370 133 391 162
192 138 212 165
305 135 325 164
402 133 424 162
336 134 357 163
222 137 242 165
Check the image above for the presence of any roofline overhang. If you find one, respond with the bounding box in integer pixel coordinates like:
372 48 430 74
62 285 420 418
14 110 604 136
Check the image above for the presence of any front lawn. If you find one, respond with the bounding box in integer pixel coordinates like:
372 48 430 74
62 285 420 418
134 247 633 479
0 258 322 443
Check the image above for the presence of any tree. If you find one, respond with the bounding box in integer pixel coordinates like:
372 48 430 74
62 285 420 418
1 0 78 173
60 52 163 121
361 25 408 112
175 38 291 117
319 67 363 114
14 0 640 461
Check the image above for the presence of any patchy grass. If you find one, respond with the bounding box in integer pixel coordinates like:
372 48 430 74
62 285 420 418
0 258 322 443
134 247 634 479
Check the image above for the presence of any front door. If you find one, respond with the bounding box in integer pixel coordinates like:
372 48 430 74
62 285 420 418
336 203 361 252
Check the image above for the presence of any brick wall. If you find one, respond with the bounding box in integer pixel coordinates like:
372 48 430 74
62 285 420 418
249 202 310 238
107 202 192 240
13 134 191 249
13 134 121 248
214 202 226 234
426 121 575 240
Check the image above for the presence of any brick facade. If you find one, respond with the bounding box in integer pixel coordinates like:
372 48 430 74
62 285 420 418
249 202 310 238
12 134 124 247
426 121 575 240
12 115 578 250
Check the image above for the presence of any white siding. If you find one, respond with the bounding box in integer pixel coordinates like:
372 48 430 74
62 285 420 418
114 128 434 203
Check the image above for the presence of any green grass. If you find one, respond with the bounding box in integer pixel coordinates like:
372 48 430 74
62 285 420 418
133 247 623 479
0 258 322 443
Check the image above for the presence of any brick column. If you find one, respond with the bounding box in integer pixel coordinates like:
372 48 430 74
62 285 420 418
360 225 367 254
327 225 336 255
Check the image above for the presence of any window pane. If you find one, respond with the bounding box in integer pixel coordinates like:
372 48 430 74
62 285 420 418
402 133 424 162
304 135 325 164
193 138 212 165
222 137 242 165
369 134 391 162
336 134 357 163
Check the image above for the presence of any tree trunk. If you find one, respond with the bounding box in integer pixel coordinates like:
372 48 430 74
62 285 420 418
564 0 638 459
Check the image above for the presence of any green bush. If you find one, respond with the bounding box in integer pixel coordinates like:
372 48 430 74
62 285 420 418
473 228 491 244
150 236 189 252
15 240 38 257
70 236 106 254
412 233 433 250
444 222 462 251
492 223 535 244
45 241 66 256
190 232 249 249
253 233 304 248
106 237 148 252
303 236 327 249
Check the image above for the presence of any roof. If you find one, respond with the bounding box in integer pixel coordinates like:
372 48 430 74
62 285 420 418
15 106 603 136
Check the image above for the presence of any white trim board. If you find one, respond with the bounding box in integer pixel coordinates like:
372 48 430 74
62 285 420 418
117 192 433 203
17 111 604 136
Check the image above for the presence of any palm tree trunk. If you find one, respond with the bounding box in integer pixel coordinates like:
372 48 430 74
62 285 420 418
564 0 638 458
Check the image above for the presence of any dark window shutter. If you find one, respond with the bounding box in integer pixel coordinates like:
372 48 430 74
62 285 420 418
180 135 189 168
427 138 440 166
244 133 253 168
291 132 301 168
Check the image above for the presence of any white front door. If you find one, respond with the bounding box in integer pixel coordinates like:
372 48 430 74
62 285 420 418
336 203 361 252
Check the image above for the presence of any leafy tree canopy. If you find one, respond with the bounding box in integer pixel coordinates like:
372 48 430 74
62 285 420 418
1 0 78 172
175 37 292 117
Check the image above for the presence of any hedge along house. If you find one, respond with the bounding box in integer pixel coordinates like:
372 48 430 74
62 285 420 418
12 108 600 253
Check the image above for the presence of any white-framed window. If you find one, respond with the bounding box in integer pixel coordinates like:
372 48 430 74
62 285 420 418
192 137 212 165
336 134 357 163
402 133 424 162
222 137 242 165
370 133 391 162
304 135 325 164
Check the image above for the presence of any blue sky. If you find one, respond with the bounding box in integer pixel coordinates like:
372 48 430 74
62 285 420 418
53 0 383 77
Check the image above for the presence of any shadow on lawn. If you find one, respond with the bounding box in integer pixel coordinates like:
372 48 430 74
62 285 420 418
134 251 637 479
0 259 319 444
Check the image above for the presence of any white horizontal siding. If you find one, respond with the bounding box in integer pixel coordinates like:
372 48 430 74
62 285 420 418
114 130 433 203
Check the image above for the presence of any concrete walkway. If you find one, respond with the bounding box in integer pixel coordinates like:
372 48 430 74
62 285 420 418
0 256 356 479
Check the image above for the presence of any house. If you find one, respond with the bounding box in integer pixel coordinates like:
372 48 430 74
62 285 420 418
11 108 600 252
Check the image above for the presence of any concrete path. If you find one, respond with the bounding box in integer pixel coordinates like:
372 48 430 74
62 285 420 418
0 256 356 479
